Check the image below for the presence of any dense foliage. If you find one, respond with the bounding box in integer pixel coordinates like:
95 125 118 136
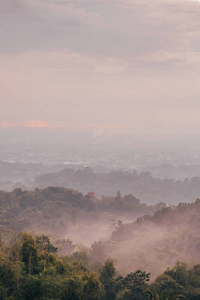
1 186 200 279
0 233 103 300
1 233 200 299
0 186 161 245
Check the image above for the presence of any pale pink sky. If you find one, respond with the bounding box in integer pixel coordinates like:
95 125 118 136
1 0 200 134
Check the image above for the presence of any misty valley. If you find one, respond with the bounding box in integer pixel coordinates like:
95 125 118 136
1 162 200 299
1 130 200 299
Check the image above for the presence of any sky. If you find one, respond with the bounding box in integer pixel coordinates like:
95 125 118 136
1 0 200 135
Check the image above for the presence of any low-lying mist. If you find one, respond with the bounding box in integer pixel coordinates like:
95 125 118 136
0 186 200 280
62 199 200 280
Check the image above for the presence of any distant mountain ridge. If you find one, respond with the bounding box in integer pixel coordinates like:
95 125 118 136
33 167 200 204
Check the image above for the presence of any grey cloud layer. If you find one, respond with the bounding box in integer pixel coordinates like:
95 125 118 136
1 0 200 134
1 0 200 57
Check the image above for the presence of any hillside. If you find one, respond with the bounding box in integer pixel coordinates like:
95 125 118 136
0 187 159 245
104 199 200 279
1 186 200 280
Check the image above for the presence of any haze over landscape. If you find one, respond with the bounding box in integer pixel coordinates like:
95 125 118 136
1 1 200 299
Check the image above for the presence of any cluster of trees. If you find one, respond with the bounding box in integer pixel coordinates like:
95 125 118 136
1 187 200 278
0 233 103 299
0 187 98 243
151 261 200 300
100 199 200 278
1 232 200 299
0 187 162 245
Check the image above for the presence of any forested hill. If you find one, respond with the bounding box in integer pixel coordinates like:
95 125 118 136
105 199 200 278
1 232 200 299
2 162 200 204
0 187 162 244
33 167 200 204
1 186 200 283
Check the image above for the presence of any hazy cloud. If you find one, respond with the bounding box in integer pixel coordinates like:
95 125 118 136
1 0 200 55
1 0 200 134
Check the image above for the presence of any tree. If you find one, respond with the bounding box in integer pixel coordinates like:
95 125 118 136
90 241 105 264
62 276 84 300
20 275 42 300
0 254 15 299
99 259 116 300
164 262 188 288
120 270 151 300
71 245 89 266
83 272 103 299
36 235 57 254
152 274 184 299
56 238 75 256
20 233 38 274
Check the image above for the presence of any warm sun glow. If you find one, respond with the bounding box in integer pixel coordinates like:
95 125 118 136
0 120 48 129
24 120 48 128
